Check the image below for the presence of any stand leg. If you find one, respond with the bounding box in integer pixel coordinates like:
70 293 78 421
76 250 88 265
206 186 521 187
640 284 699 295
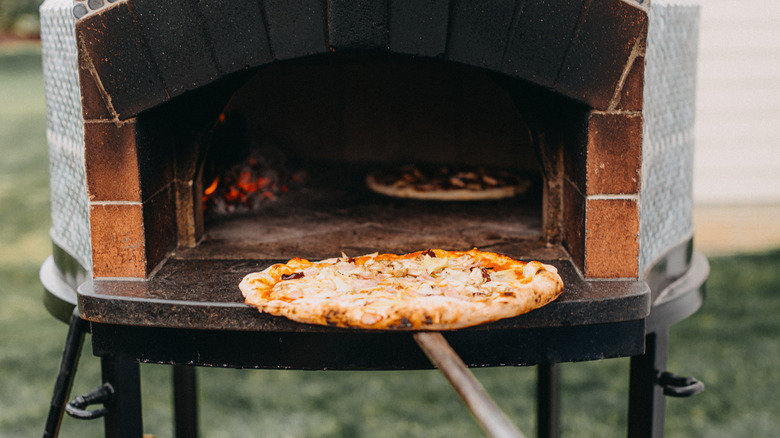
43 308 89 438
628 330 669 438
173 366 198 438
101 354 143 438
537 363 559 438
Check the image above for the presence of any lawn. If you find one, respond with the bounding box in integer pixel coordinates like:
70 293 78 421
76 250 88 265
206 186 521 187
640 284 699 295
1 43 779 437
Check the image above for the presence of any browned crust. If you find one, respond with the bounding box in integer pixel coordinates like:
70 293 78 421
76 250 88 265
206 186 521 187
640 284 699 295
240 249 563 330
365 172 531 201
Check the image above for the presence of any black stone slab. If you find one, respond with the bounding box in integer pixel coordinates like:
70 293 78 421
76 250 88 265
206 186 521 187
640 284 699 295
262 0 329 60
554 0 647 109
197 0 273 73
445 0 518 71
76 2 167 118
328 0 389 50
79 257 649 331
388 0 449 57
501 0 584 87
131 0 220 97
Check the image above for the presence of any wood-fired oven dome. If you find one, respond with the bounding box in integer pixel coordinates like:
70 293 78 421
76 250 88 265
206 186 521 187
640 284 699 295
74 0 649 279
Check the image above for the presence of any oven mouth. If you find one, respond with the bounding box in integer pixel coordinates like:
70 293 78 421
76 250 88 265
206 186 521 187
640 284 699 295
173 53 562 263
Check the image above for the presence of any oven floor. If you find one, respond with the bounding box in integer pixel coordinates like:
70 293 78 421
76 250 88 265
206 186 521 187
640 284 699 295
186 164 555 261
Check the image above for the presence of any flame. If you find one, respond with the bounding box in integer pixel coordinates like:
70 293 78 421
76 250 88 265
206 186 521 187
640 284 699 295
204 177 219 196
202 177 220 209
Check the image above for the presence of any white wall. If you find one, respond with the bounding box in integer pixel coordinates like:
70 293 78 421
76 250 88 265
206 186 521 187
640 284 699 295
693 1 780 204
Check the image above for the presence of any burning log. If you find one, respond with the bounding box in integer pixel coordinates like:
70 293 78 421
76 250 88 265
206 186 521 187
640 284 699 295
202 148 308 217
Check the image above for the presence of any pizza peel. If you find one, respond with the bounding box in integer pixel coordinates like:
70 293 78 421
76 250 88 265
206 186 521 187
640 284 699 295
413 332 526 438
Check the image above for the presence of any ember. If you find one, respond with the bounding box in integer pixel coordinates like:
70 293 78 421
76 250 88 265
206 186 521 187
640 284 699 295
202 149 308 216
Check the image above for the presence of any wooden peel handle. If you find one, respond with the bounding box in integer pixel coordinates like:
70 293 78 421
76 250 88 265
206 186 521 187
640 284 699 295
413 332 526 438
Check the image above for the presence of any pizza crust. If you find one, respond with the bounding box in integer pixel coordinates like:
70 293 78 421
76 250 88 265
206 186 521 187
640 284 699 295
365 166 531 201
240 249 563 330
365 174 524 201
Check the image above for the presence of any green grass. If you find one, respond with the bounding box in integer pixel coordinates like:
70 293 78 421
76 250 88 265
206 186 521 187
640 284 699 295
1 44 779 437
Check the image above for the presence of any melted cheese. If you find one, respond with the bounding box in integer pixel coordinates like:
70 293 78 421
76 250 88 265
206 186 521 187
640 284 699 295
263 250 525 304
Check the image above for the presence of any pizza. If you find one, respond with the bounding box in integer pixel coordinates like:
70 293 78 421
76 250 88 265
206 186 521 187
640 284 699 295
239 248 563 330
365 165 531 201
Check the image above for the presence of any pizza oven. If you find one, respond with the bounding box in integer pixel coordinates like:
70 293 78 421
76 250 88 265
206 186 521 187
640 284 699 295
40 0 706 436
61 0 658 282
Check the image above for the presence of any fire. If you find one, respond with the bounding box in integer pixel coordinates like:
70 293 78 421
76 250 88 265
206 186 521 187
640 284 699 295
202 151 308 216
204 177 219 196
201 112 308 215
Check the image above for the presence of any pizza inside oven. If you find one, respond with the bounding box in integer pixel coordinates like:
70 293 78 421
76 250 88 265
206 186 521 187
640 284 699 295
365 165 532 201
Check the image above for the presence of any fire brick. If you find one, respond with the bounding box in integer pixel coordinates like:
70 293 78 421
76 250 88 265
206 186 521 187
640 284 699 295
585 198 640 278
89 203 147 278
585 113 643 196
84 121 142 203
563 179 587 274
141 186 178 275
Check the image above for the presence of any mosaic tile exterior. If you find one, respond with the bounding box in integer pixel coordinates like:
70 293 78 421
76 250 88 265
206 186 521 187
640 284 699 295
41 0 92 270
640 0 700 276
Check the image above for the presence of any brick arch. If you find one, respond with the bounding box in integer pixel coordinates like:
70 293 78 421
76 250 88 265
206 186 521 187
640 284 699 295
76 0 647 121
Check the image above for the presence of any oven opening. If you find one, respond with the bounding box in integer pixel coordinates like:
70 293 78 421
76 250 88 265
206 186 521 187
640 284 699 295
175 54 577 262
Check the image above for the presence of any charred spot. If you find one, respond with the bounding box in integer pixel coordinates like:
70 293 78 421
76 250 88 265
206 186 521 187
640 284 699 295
424 315 434 325
398 317 413 328
422 249 436 257
324 308 345 326
281 272 304 280
481 267 493 281
501 291 516 298
326 308 344 317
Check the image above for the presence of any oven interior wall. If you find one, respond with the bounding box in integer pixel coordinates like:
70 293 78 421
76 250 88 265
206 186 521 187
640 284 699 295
218 55 539 170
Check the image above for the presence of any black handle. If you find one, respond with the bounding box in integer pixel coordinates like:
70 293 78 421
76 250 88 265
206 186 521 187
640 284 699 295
658 371 704 398
65 383 114 420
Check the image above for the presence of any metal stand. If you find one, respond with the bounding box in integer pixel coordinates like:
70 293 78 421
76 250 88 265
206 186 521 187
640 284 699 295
40 290 197 437
625 250 709 438
42 252 708 438
537 363 559 438
43 308 89 438
173 366 199 438
628 330 668 438
100 354 143 437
